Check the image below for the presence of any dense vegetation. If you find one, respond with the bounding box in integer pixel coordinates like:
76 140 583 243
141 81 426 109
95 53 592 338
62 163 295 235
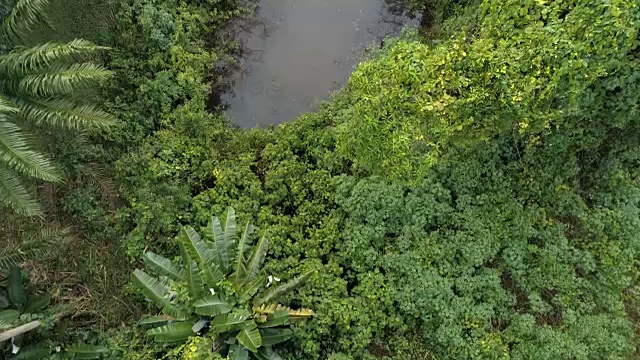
2 0 640 359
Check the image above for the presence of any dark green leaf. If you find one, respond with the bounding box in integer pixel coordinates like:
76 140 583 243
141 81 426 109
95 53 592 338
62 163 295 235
7 267 25 308
237 321 261 352
259 328 293 346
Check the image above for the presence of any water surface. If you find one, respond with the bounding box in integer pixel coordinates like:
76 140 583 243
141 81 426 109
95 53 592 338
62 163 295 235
224 0 409 127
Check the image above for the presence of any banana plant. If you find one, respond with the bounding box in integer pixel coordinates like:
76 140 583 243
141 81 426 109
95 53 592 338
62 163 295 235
132 207 314 359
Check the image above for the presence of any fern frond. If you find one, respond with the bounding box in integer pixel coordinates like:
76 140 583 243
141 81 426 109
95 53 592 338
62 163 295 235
0 166 41 216
13 96 114 129
0 0 50 45
16 63 113 98
0 118 60 181
0 40 108 78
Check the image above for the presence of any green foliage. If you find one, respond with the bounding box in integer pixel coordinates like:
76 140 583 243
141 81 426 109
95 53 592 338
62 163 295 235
0 267 110 359
0 0 113 216
22 0 639 358
0 226 71 277
339 0 640 181
133 207 313 358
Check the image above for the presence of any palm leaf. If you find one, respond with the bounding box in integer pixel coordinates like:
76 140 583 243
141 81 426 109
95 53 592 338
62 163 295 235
0 0 50 45
142 252 185 282
0 119 60 181
13 96 114 129
227 344 249 360
236 321 261 353
15 63 112 98
0 166 41 216
64 344 109 359
0 226 70 274
0 94 18 113
246 232 268 281
193 295 231 317
259 328 293 347
230 222 254 287
146 321 194 343
254 270 313 305
0 40 107 78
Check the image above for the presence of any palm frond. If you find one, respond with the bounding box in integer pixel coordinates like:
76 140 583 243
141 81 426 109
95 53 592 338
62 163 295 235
0 94 18 113
0 226 71 275
0 166 41 216
12 96 114 129
0 0 50 45
0 40 108 78
16 63 113 98
0 117 60 181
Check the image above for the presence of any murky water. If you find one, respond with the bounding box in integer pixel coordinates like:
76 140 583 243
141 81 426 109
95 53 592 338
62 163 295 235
224 0 410 127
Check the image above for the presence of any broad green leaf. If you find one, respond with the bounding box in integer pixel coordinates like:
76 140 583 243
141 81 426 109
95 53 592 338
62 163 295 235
246 233 268 282
23 294 49 313
0 309 19 323
237 275 265 304
194 295 231 316
209 312 250 333
227 344 249 360
192 319 208 333
64 344 109 359
237 321 261 352
147 321 194 343
224 207 238 264
8 346 51 359
254 347 284 360
143 252 185 281
131 269 187 320
257 310 290 328
7 267 25 308
260 328 293 347
138 316 170 328
186 260 205 299
179 226 223 287
231 222 254 287
205 215 229 272
255 270 313 305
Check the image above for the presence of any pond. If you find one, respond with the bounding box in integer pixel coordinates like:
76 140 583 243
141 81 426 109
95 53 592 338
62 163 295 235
223 0 412 128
